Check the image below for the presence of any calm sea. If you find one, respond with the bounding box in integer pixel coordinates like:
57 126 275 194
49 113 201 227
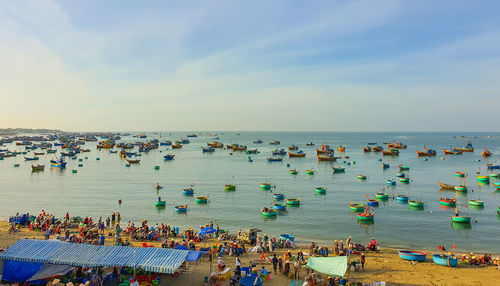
1 132 499 252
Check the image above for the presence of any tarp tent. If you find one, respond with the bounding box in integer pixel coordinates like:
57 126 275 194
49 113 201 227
1 260 43 282
306 256 348 277
27 264 75 281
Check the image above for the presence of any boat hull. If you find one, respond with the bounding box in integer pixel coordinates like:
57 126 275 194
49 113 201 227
398 251 427 262
432 254 458 267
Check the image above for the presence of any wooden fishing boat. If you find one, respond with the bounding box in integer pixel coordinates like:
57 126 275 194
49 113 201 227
396 173 405 178
315 187 326 194
437 181 455 190
382 163 390 169
50 158 67 168
408 200 424 208
490 173 499 178
155 201 166 207
362 146 372 152
468 199 484 207
273 193 285 200
432 254 458 267
386 179 396 185
272 203 286 211
207 142 224 148
388 141 407 149
481 148 492 157
266 157 283 162
34 152 44 155
174 205 188 212
286 198 301 206
399 165 410 171
317 155 337 161
382 149 399 156
493 181 500 188
306 142 315 146
337 146 346 152
349 203 365 212
444 149 462 155
366 199 379 207
289 169 298 175
357 212 374 221
288 151 306 158
288 145 299 151
372 146 383 152
260 182 272 190
454 147 473 152
195 196 208 204
272 149 287 156
416 146 437 157
486 164 500 170
201 146 215 153
476 176 490 183
269 140 280 145
245 149 259 154
163 154 175 160
396 195 409 203
126 159 140 164
332 167 345 173
253 139 263 144
398 250 427 262
375 193 389 200
171 144 182 149
225 184 236 191
316 149 333 155
357 174 367 180
46 149 56 154
400 177 410 183
439 197 456 207
305 170 315 175
454 185 467 192
451 216 470 223
454 171 465 177
31 164 45 171
262 208 277 217
183 188 194 195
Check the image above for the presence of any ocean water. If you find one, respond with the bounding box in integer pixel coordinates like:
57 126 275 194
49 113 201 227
1 132 500 252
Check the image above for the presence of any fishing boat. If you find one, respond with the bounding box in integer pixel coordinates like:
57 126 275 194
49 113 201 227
396 173 405 178
245 149 259 154
207 142 224 148
386 179 396 185
400 177 410 183
337 146 346 152
443 149 463 155
289 169 297 175
399 165 410 171
269 140 280 145
332 167 345 173
306 142 315 146
31 164 45 171
468 199 484 207
225 184 236 192
288 145 299 151
454 185 467 192
273 193 285 200
451 215 470 223
408 200 424 208
253 139 263 144
272 149 287 156
288 151 306 158
375 193 389 200
174 205 188 213
126 159 140 164
477 176 490 183
160 141 172 146
260 182 273 190
388 141 407 149
372 146 383 152
46 149 56 154
490 173 499 178
382 163 390 169
362 146 372 152
34 152 44 155
272 203 287 211
486 164 500 170
497 206 500 214
154 184 163 190
201 146 215 153
305 170 315 175
357 174 367 180
171 144 182 149
454 171 465 177
24 157 39 161
261 208 277 217
50 158 67 168
437 182 455 190
416 146 437 157
396 195 409 203
349 203 365 212
316 144 334 155
315 187 327 194
482 148 492 157
286 198 300 206
432 254 458 267
155 200 166 207
357 210 374 222
266 157 283 162
493 182 500 190
382 149 399 156
183 188 194 195
398 250 427 262
195 196 208 204
187 133 197 138
317 154 337 161
366 199 379 207
439 197 456 207
163 154 175 160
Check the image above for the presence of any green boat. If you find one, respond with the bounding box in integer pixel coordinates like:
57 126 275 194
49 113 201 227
497 206 500 214
225 184 236 191
454 172 465 177
349 203 365 212
399 166 410 171
357 175 367 180
260 183 272 190
408 200 424 208
400 177 410 183
155 201 166 207
357 213 374 221
490 173 499 178
305 170 315 175
454 185 467 192
451 216 471 223
286 198 301 206
439 198 456 207
375 193 389 200
332 167 345 173
468 200 484 207
315 187 327 194
476 176 490 183
262 209 277 217
289 169 298 175
195 196 208 204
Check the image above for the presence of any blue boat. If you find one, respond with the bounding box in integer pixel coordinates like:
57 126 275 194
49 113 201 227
266 157 282 162
160 141 172 146
486 164 500 170
382 163 390 169
201 146 215 153
432 254 458 267
386 179 396 185
280 234 295 242
273 193 284 200
272 203 286 210
367 200 379 207
271 149 287 156
50 158 67 168
183 188 194 195
396 195 409 203
396 173 405 178
239 276 263 286
398 250 426 262
163 154 175 160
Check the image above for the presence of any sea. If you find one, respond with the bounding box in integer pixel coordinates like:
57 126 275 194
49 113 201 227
1 132 499 253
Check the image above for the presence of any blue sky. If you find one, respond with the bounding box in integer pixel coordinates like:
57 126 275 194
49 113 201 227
1 0 499 131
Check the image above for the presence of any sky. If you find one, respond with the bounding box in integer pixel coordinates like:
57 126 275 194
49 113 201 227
0 0 499 132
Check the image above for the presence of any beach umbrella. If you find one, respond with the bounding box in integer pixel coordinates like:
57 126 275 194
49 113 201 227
199 227 216 235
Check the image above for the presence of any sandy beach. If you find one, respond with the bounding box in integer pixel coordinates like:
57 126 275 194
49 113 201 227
1 221 498 286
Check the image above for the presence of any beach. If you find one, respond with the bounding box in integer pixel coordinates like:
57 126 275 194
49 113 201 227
1 221 498 286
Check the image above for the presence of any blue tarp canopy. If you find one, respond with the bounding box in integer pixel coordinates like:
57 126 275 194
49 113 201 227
0 239 189 274
1 260 43 282
186 251 202 262
198 227 216 235
306 256 348 277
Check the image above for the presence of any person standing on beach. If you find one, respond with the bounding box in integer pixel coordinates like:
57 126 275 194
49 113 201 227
360 253 366 270
293 259 300 279
272 254 278 274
